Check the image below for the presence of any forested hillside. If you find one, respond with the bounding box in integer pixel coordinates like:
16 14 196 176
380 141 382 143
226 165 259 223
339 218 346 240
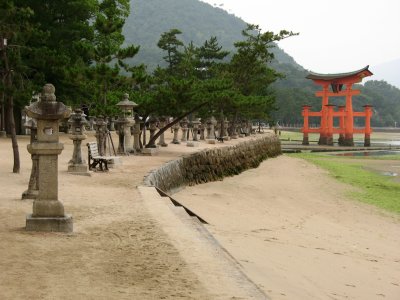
124 0 299 70
125 0 399 127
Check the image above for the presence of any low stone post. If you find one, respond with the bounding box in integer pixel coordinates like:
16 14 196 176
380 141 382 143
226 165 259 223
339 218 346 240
94 116 108 156
180 117 188 142
157 116 168 147
171 122 180 144
24 83 73 232
67 109 89 175
22 118 39 200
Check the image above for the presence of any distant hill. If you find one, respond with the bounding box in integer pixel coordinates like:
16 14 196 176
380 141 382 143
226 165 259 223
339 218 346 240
368 58 400 89
124 0 300 70
123 0 400 127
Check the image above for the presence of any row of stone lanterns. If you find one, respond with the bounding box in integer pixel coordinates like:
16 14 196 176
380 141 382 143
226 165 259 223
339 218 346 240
20 85 258 234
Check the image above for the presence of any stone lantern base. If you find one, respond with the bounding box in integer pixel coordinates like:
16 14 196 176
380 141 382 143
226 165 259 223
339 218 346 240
141 147 160 156
68 163 91 176
206 139 216 144
26 214 73 232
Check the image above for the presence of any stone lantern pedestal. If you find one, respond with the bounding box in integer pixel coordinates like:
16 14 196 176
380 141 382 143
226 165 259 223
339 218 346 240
180 117 188 142
68 109 90 176
157 116 168 147
206 117 217 144
94 116 108 156
171 122 180 144
24 84 72 232
116 117 131 155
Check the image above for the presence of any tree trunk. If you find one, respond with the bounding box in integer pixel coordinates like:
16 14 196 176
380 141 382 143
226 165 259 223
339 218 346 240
7 95 20 173
2 45 20 173
145 102 208 148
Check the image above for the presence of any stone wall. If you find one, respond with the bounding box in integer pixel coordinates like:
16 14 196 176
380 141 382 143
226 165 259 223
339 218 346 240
143 134 281 192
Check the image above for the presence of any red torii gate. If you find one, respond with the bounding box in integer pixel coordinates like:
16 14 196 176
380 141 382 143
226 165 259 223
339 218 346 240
302 66 373 147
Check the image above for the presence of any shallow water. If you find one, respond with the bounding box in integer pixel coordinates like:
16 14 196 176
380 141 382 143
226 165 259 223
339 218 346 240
332 150 400 157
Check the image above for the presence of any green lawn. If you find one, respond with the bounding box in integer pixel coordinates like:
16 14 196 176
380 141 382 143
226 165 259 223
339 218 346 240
289 153 400 214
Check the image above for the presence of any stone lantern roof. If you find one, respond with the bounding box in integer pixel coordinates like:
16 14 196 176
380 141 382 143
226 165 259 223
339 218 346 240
25 84 71 120
116 93 138 111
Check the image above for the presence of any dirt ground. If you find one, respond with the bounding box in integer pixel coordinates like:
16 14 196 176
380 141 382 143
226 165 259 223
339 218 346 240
0 132 216 300
175 155 400 300
1 130 271 300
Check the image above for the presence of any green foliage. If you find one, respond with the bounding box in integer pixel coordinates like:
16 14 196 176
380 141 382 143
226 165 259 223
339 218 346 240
91 0 140 112
157 29 184 71
291 153 400 214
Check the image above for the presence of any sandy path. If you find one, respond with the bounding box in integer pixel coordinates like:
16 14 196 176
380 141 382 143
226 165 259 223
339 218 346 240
174 155 400 300
0 131 270 299
0 133 213 299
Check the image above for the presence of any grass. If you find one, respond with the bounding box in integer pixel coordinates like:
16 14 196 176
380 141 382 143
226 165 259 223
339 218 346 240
289 152 400 214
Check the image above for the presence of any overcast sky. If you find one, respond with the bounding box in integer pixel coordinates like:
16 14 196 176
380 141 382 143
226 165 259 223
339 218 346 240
200 0 400 74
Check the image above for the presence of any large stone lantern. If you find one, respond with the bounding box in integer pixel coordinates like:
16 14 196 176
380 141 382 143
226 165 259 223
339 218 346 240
116 93 138 154
24 83 72 232
67 108 89 175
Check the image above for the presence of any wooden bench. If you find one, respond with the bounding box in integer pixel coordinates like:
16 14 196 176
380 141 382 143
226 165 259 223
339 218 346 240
214 133 224 143
87 142 110 171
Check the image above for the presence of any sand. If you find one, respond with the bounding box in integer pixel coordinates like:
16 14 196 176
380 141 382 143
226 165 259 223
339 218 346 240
1 130 399 299
0 132 212 299
174 155 400 299
0 131 266 299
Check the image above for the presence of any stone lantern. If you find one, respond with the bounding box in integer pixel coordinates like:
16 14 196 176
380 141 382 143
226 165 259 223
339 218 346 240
24 83 72 232
171 121 180 144
146 116 158 148
94 116 108 156
222 118 230 140
230 121 238 139
157 116 168 147
67 108 89 175
22 118 39 200
132 113 141 152
116 93 138 154
199 119 205 140
89 116 96 131
180 117 189 142
192 118 201 141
